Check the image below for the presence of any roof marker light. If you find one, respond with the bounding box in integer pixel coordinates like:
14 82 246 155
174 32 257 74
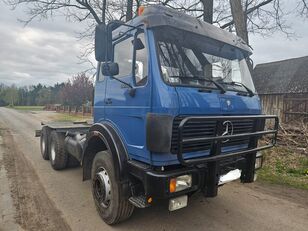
138 6 145 16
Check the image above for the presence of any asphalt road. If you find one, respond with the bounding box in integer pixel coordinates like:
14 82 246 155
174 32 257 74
0 107 307 231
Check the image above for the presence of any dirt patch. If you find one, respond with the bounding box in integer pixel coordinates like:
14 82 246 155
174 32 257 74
249 182 308 208
0 128 71 231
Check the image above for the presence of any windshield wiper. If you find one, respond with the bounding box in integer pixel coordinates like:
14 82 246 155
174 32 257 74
224 81 254 97
169 76 226 94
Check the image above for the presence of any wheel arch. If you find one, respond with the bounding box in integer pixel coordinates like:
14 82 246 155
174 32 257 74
82 122 129 182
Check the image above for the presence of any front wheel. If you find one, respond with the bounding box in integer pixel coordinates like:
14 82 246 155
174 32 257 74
91 151 134 225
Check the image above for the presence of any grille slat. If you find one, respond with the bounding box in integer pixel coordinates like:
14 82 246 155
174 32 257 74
171 117 255 154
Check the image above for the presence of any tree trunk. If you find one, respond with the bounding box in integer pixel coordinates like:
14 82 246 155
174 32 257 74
229 0 249 44
229 0 253 70
201 0 213 23
200 0 214 78
126 0 133 22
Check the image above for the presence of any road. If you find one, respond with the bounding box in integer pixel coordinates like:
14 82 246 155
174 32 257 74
0 107 307 231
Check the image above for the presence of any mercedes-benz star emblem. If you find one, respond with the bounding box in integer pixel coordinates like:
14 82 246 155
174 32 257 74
222 120 234 143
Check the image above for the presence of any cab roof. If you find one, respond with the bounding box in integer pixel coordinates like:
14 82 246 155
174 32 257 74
121 5 252 55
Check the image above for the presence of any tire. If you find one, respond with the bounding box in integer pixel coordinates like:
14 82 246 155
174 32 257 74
91 151 134 225
40 127 49 160
49 131 68 170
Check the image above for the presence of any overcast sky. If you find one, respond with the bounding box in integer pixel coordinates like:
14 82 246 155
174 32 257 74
1 1 308 87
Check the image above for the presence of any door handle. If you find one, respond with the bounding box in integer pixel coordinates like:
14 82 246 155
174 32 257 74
105 98 112 105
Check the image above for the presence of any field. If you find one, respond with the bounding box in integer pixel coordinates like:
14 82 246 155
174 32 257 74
5 106 91 122
8 106 44 111
54 113 92 122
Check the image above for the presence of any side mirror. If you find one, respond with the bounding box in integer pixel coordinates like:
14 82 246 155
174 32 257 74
101 62 119 76
95 24 108 62
133 38 145 50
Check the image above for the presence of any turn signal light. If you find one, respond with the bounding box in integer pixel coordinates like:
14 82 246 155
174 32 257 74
169 178 177 193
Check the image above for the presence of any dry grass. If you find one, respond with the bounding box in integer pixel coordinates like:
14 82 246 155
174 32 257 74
258 125 308 190
9 106 44 111
53 113 92 122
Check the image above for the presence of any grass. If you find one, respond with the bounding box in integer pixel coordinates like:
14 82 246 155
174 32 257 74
258 146 308 190
8 106 44 111
8 105 91 122
53 113 92 122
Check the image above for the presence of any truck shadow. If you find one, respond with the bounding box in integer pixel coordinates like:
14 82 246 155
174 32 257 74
114 192 226 231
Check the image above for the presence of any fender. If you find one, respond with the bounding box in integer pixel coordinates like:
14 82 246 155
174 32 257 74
82 122 130 182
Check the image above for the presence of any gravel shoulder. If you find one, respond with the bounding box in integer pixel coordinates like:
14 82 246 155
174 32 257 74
0 107 307 231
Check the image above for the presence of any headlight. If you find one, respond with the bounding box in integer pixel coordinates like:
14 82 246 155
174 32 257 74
169 174 192 193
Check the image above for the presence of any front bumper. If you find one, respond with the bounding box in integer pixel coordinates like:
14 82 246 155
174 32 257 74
127 155 248 200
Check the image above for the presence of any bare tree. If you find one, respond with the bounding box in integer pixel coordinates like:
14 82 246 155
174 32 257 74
221 0 292 39
3 0 306 73
298 0 308 17
59 72 93 106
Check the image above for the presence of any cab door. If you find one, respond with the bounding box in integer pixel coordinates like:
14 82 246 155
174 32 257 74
104 30 151 162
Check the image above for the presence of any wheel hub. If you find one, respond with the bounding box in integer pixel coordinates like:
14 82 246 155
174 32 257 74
94 168 111 208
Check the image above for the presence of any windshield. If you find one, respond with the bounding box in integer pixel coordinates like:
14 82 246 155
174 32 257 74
154 27 256 93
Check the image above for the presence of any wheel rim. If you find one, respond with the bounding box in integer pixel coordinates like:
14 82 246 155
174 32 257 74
94 168 111 208
50 142 56 162
41 138 46 154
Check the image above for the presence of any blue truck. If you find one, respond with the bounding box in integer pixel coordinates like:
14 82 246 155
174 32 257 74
36 5 279 225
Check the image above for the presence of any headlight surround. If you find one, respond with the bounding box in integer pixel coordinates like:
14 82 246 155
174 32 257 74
169 174 192 193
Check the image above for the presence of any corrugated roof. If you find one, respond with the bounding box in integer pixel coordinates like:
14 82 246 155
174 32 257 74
252 56 308 94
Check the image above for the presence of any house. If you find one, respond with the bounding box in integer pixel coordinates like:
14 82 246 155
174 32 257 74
252 56 308 123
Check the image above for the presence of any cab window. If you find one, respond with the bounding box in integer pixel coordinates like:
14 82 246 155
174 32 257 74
97 63 105 81
114 36 134 78
134 33 148 86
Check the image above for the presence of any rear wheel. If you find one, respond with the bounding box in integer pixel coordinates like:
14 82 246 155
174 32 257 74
40 127 49 160
49 131 68 170
91 151 134 225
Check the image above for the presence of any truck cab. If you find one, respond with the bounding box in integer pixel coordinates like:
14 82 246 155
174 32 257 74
37 5 278 225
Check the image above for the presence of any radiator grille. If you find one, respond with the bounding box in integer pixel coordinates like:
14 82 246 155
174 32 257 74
171 117 255 154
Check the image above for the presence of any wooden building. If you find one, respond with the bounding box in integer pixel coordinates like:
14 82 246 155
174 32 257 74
252 56 308 123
